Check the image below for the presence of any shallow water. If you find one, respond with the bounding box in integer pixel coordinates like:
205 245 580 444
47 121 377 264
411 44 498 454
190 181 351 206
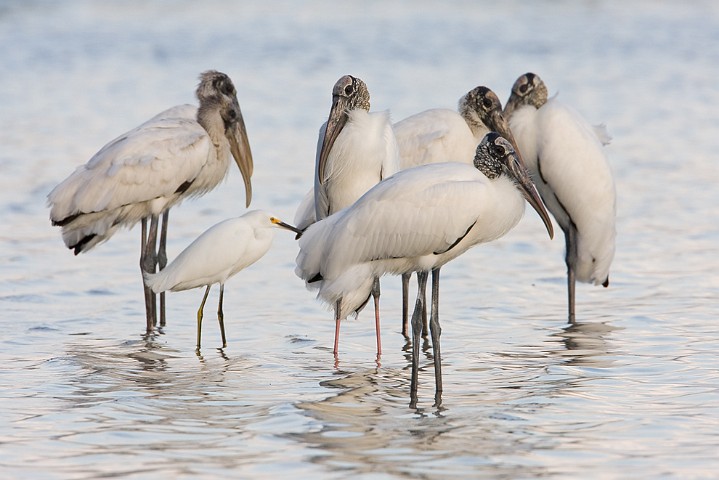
2 0 719 478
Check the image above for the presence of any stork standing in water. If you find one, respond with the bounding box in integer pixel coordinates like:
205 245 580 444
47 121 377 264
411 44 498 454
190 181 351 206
295 75 400 359
48 71 254 330
503 72 616 323
144 210 302 350
393 86 524 337
296 133 553 407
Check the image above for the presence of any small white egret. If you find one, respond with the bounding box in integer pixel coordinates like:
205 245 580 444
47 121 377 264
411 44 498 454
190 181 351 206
48 71 253 330
294 75 400 358
144 210 301 350
296 133 554 407
503 72 616 323
393 86 521 337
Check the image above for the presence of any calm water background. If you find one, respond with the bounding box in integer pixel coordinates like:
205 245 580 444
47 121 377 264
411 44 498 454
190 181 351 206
1 1 718 478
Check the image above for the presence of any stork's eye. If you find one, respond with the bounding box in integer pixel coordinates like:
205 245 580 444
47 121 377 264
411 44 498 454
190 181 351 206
482 97 493 109
214 78 234 96
519 83 528 94
344 84 354 95
492 143 507 157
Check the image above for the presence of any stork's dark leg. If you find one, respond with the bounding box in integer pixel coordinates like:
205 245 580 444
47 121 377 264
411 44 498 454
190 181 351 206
401 273 410 338
141 218 151 331
333 299 342 359
140 217 159 331
372 277 382 358
141 214 160 326
217 284 227 348
158 210 170 327
566 224 578 324
420 275 429 338
196 285 211 351
429 268 443 407
410 271 429 409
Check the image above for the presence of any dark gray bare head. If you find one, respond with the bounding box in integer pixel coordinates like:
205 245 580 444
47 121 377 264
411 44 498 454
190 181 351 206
460 85 521 160
196 70 253 207
503 73 549 118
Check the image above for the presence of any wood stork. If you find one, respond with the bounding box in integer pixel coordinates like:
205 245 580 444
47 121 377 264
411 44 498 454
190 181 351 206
503 72 616 323
144 210 301 350
392 86 522 337
48 70 254 331
296 132 554 407
294 75 400 358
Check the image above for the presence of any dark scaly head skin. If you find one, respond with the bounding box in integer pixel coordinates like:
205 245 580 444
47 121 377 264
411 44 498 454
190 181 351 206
459 86 503 135
504 72 549 118
332 75 370 112
473 131 505 179
460 85 522 155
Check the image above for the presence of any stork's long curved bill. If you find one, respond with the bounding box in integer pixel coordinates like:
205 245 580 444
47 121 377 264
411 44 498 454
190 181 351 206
227 111 254 208
317 96 348 183
506 148 554 239
488 110 521 154
502 94 522 120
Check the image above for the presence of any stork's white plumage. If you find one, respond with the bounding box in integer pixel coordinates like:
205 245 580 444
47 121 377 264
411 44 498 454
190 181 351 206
504 72 616 323
392 86 522 337
294 75 400 358
296 133 553 407
144 210 301 350
48 71 254 330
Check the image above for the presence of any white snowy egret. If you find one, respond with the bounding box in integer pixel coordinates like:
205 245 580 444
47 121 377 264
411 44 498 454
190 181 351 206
294 75 400 358
504 72 616 323
144 210 301 350
393 86 521 337
296 132 554 407
48 71 253 330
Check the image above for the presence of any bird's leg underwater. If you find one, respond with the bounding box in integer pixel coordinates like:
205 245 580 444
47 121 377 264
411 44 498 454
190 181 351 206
158 210 169 327
430 268 443 408
565 223 578 325
410 271 429 409
217 284 227 348
372 277 382 359
196 285 211 350
401 273 410 338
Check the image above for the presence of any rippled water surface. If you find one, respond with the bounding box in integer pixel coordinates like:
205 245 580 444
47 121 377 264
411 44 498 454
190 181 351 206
2 1 719 478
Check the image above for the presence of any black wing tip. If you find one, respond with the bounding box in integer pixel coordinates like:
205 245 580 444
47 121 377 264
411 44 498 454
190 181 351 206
52 212 82 227
69 234 96 255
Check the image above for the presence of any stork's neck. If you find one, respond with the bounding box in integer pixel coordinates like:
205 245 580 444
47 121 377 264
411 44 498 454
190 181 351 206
461 110 490 141
197 103 227 147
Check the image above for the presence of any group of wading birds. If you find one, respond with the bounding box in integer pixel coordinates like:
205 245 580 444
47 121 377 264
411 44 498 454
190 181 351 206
48 70 616 407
